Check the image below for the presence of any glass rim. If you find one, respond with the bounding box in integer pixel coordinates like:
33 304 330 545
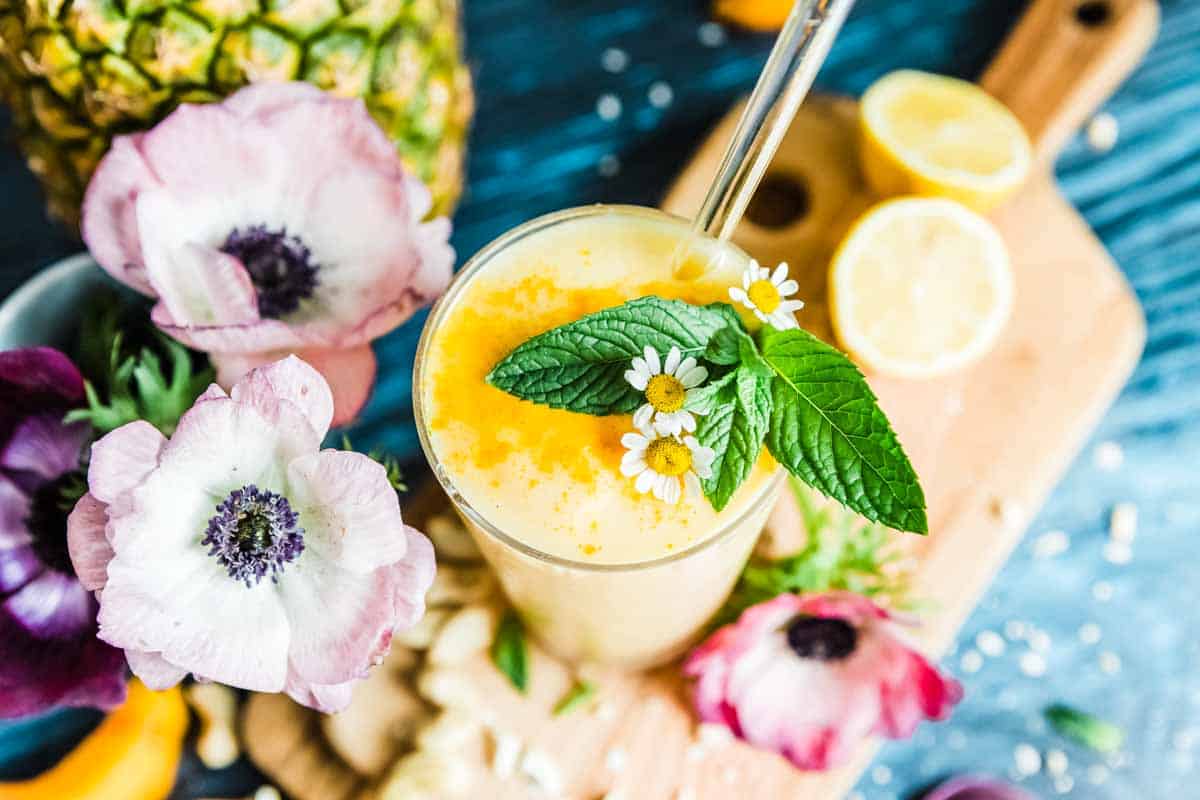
413 203 785 574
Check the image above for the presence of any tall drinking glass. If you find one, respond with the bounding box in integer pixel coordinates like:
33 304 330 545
414 205 784 668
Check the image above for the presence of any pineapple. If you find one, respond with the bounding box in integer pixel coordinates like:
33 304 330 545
0 0 473 226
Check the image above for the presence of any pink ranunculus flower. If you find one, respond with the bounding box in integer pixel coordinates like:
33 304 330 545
683 591 962 771
81 81 455 427
65 356 436 712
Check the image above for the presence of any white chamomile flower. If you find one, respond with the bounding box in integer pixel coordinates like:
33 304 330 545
623 345 709 436
729 260 804 330
620 424 716 505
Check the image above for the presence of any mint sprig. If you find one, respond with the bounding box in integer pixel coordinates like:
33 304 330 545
693 366 771 511
487 294 926 532
760 327 926 533
486 297 730 415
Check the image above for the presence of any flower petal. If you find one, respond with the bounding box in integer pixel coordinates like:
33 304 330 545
67 493 115 592
284 672 355 713
778 299 806 313
634 469 657 495
643 346 661 375
777 279 800 297
632 404 654 429
0 414 88 482
98 549 290 693
221 81 329 119
286 449 407 573
5 570 93 638
388 526 436 632
87 420 166 505
685 471 702 498
664 346 681 376
294 345 377 429
137 223 260 328
125 649 187 690
625 369 649 392
661 476 681 505
771 263 789 285
729 287 749 305
620 455 647 477
277 557 398 686
621 432 649 452
0 597 127 718
230 355 335 441
80 135 159 294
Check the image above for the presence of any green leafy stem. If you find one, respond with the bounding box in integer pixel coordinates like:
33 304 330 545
486 296 926 534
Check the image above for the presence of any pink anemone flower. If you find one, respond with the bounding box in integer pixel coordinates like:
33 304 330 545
66 356 435 712
81 81 454 427
683 591 962 771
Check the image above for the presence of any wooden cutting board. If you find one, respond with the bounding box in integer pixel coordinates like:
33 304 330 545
243 2 1156 798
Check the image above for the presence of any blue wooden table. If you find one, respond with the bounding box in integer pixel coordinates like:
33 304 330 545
2 1 1198 797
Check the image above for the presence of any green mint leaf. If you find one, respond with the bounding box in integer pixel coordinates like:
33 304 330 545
491 611 528 693
759 327 927 533
486 296 731 415
683 370 734 415
552 679 597 716
1045 705 1124 753
694 366 772 511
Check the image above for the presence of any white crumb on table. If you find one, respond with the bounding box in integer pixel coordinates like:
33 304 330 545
959 649 984 674
601 47 629 74
1032 529 1070 559
1110 502 1138 542
1019 651 1047 677
1014 743 1042 776
1045 748 1069 776
1093 440 1124 471
976 629 1007 657
1087 112 1119 152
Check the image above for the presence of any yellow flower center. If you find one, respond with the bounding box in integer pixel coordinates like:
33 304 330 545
645 374 687 413
747 279 782 313
645 437 693 477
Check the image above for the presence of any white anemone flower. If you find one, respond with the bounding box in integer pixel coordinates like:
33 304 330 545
729 261 804 330
620 424 716 505
624 345 709 435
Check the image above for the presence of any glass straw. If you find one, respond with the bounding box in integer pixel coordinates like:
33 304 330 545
690 0 855 245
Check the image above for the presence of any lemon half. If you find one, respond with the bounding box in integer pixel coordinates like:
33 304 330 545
860 70 1032 212
829 197 1013 379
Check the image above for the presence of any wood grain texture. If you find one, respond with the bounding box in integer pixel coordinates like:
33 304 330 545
242 2 1156 799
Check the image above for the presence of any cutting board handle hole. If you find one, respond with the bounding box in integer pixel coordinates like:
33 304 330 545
745 172 811 229
1074 0 1112 28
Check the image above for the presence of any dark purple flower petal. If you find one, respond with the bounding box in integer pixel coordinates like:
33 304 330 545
0 545 42 594
923 775 1036 800
0 588 127 719
0 474 32 551
0 348 85 450
5 571 93 638
1 414 90 483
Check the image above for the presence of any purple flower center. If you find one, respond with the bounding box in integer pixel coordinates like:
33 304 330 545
203 485 304 587
786 616 858 661
25 472 84 575
221 226 319 319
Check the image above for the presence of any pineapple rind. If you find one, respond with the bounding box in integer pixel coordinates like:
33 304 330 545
1 0 472 226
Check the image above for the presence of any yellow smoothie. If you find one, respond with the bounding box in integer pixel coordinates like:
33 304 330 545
416 206 782 666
